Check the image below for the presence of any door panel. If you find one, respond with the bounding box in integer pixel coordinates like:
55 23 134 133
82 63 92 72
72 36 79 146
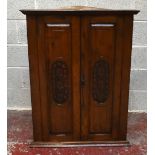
46 23 72 136
37 16 81 141
89 24 114 134
81 16 123 141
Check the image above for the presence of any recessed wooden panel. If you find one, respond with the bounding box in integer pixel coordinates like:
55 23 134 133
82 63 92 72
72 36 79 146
45 24 72 135
89 22 115 134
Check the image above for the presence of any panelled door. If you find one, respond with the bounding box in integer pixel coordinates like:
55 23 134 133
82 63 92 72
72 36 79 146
37 15 81 141
37 15 124 142
80 16 124 141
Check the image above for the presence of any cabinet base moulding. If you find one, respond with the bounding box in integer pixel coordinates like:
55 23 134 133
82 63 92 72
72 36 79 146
30 141 130 147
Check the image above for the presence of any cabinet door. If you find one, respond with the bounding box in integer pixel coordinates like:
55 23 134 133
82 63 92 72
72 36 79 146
37 16 81 141
81 16 124 141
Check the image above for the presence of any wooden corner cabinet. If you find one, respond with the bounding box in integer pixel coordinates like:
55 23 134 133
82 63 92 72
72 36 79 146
21 6 139 146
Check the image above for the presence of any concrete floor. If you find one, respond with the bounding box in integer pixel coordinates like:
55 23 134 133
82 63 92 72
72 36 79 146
7 111 146 155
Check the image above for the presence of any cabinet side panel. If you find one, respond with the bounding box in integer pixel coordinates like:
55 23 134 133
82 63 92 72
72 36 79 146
27 16 42 141
119 15 134 140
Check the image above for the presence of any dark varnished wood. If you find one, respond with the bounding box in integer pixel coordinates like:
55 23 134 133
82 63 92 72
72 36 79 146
30 140 130 147
26 16 42 141
119 15 134 140
20 6 139 15
36 15 81 141
21 6 139 145
80 16 124 141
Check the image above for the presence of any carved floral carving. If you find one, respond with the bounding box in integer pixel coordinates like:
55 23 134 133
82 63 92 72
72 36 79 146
92 59 109 103
51 60 69 104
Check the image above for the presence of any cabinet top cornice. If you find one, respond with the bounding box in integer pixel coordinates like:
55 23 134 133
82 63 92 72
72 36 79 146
20 6 139 15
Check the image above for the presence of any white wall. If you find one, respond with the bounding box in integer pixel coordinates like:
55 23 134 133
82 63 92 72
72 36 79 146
7 0 147 111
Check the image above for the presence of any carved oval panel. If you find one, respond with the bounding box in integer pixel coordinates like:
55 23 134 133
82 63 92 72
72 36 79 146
92 59 109 103
51 60 69 104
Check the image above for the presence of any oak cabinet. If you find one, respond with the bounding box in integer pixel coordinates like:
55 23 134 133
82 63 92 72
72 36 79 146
21 6 139 146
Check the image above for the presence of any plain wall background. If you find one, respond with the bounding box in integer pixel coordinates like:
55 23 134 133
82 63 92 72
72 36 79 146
7 0 147 112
